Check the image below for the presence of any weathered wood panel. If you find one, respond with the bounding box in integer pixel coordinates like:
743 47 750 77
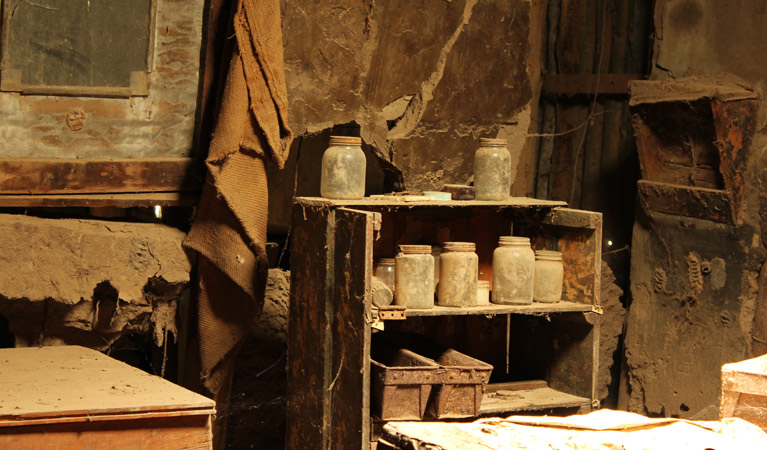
0 416 212 450
0 0 205 159
287 204 374 449
0 157 200 193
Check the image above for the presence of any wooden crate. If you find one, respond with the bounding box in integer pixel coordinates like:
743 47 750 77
721 354 767 430
0 346 215 449
286 197 602 449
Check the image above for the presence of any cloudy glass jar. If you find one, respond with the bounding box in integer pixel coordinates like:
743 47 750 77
533 250 564 303
374 258 396 292
492 236 535 305
437 242 478 307
474 138 511 201
395 245 434 309
320 136 366 199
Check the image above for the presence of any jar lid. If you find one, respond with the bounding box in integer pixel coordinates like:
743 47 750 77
477 280 490 288
377 258 396 265
329 135 362 146
535 250 562 261
443 241 476 252
398 244 432 254
479 137 508 147
498 236 530 246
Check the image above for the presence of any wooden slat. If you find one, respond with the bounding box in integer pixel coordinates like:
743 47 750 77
637 180 733 224
0 415 212 450
543 73 644 95
0 158 202 194
0 192 199 207
479 386 591 415
402 301 595 317
295 196 567 208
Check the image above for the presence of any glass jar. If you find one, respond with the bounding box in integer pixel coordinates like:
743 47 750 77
492 236 535 305
474 138 511 201
477 280 490 306
320 136 366 199
437 242 478 307
533 250 564 303
395 245 434 309
374 258 396 292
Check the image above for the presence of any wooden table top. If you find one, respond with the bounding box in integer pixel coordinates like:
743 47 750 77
0 346 215 426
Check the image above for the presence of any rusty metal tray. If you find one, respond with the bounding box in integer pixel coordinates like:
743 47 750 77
371 337 441 420
373 332 493 419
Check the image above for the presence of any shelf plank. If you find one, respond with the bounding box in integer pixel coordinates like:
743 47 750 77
400 301 595 318
0 192 199 208
295 196 567 208
480 386 591 414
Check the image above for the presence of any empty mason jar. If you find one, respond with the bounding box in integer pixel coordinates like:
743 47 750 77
395 245 434 309
474 138 511 201
492 236 535 305
533 250 564 303
320 136 366 199
374 258 396 292
437 242 478 307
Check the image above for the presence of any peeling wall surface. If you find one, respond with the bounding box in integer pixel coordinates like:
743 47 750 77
652 0 767 125
625 0 767 419
0 214 190 350
275 0 538 209
0 0 205 159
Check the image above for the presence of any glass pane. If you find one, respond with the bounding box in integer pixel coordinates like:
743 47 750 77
2 0 152 89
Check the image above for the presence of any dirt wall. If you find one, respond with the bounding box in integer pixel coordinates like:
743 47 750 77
268 0 546 230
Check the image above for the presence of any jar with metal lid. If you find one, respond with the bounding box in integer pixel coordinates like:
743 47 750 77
437 242 478 307
477 280 490 306
474 138 511 201
395 245 434 309
374 258 396 292
320 136 366 199
492 236 535 305
533 250 564 303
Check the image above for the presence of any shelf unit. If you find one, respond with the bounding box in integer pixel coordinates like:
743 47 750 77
286 197 602 449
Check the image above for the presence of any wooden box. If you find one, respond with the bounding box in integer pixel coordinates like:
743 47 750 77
286 197 602 449
721 354 767 430
0 346 215 449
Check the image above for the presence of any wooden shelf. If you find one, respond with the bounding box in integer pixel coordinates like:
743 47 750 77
479 386 591 415
402 301 596 318
295 196 567 208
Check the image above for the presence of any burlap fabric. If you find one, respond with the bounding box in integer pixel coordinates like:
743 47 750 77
184 0 292 394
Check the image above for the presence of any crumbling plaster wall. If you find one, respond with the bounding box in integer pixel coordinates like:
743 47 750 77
0 214 190 351
269 0 547 228
625 0 767 419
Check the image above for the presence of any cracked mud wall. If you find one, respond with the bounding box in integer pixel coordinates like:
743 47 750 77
269 0 545 229
0 214 190 351
625 0 767 419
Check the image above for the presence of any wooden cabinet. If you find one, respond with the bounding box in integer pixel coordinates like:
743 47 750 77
286 197 602 449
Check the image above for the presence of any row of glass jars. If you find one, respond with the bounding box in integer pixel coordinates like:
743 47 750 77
320 136 512 201
374 238 564 309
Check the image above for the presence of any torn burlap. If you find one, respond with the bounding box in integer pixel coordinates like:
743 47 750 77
184 0 292 394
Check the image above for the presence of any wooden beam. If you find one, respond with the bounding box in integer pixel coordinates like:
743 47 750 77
0 192 199 208
0 158 203 194
542 73 643 95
